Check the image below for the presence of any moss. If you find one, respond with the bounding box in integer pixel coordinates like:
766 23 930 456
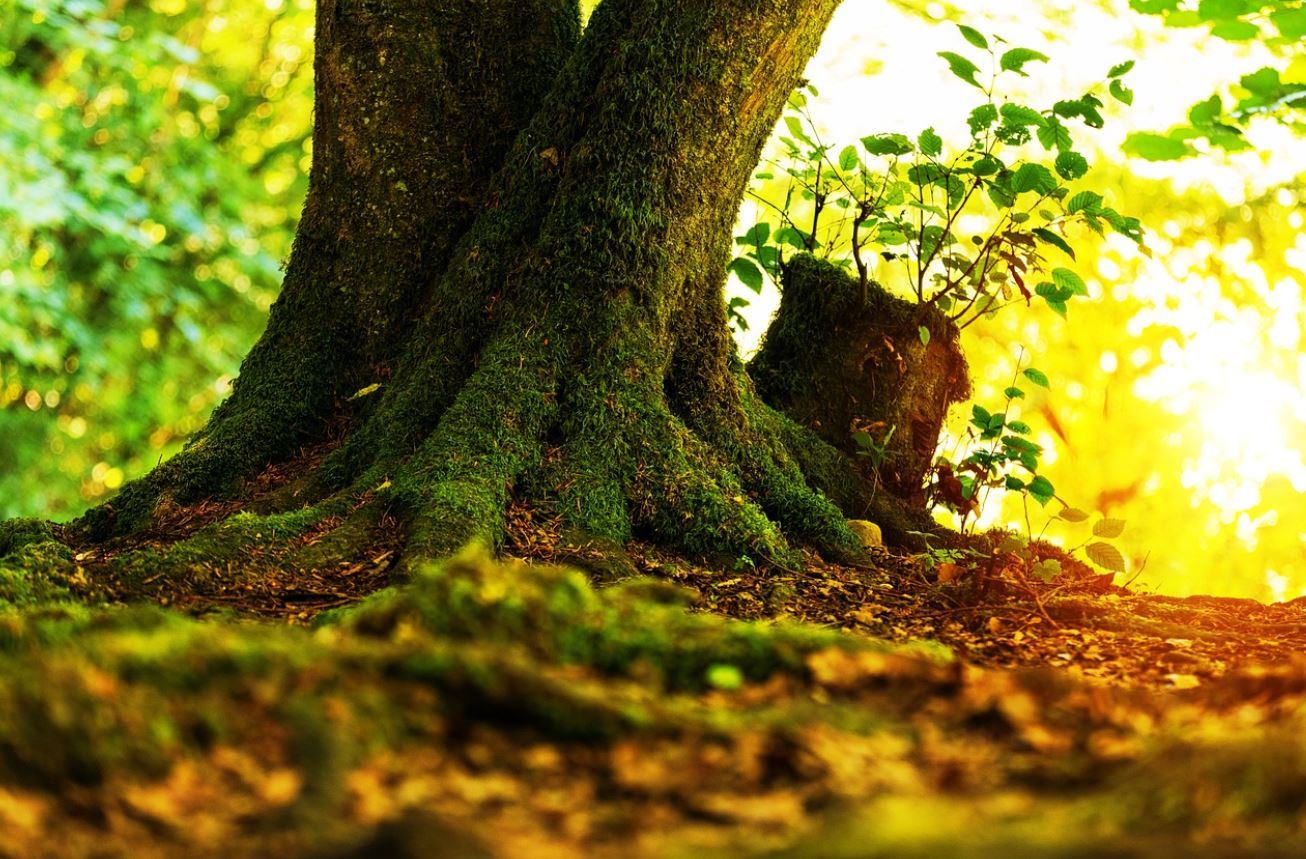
0 519 59 557
336 546 880 692
0 520 81 610
752 255 971 505
97 505 342 600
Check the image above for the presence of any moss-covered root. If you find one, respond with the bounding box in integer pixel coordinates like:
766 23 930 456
693 381 867 563
0 519 61 558
332 546 876 692
0 519 79 609
543 366 799 567
763 404 949 550
379 332 557 564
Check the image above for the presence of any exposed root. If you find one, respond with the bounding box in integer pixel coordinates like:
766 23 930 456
384 333 557 563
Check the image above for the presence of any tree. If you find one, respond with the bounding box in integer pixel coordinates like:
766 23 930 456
50 0 945 588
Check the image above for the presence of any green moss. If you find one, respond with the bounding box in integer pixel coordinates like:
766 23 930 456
0 519 59 557
336 546 880 692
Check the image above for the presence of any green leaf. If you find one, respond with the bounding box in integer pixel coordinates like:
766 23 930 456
1028 475 1056 505
1109 79 1134 105
775 226 810 250
1197 0 1247 22
918 325 931 346
729 258 765 293
784 116 815 147
1241 67 1282 98
999 47 1050 76
971 154 1002 176
919 127 943 157
968 103 999 135
1005 476 1027 492
1066 190 1103 214
1052 267 1088 296
987 182 1017 210
1210 19 1259 39
1130 0 1180 11
1054 151 1089 180
1032 559 1062 583
738 222 771 248
1058 507 1091 523
938 51 984 89
1122 132 1194 161
957 24 989 50
1004 386 1026 399
1023 367 1050 388
1003 436 1042 454
862 133 915 156
1271 8 1306 39
1007 420 1033 434
1036 282 1075 304
1033 228 1075 259
1012 163 1056 194
1085 542 1127 573
999 104 1045 127
1036 116 1074 152
1053 96 1105 129
1188 95 1223 126
755 245 782 275
1108 60 1135 78
839 145 860 172
1093 518 1127 538
705 663 745 691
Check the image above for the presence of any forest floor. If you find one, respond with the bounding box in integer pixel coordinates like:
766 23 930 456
4 481 1306 858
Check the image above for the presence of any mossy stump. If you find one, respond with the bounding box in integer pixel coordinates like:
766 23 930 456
751 255 970 507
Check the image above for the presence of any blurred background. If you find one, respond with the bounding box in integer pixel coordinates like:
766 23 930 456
2 0 1304 599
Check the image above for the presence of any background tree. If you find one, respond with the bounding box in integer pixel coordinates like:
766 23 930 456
0 0 313 516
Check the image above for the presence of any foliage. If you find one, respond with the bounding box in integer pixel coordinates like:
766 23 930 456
729 27 1144 332
930 355 1056 528
0 0 313 518
1124 0 1306 159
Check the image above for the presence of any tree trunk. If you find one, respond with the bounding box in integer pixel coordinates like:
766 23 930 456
72 0 914 578
87 0 581 525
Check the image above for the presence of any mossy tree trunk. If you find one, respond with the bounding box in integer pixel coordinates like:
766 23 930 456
71 0 920 573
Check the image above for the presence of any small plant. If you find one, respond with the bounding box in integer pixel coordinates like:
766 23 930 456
986 505 1130 587
728 24 1145 332
1050 505 1130 575
909 531 983 576
852 422 895 472
929 354 1053 532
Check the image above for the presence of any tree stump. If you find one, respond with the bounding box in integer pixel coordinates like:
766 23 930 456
751 255 970 507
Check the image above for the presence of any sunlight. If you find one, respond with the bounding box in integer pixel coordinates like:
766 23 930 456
748 0 1306 599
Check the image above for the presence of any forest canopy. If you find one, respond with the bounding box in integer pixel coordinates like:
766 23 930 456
2 0 1305 598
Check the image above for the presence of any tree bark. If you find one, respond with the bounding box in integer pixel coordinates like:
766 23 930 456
87 0 581 529
78 0 890 574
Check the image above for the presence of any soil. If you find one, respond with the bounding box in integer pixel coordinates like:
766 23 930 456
11 454 1306 859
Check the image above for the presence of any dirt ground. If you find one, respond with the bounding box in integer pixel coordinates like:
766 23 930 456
7 479 1306 859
